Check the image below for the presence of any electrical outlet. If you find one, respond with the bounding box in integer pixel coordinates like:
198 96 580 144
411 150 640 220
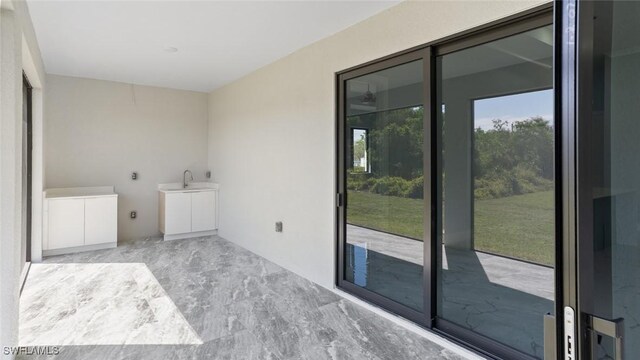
130 211 137 219
206 170 211 179
275 221 283 232
131 172 138 180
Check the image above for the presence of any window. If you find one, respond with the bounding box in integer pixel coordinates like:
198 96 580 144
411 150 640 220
350 128 370 173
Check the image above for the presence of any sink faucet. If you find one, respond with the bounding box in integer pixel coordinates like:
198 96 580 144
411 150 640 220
183 170 193 188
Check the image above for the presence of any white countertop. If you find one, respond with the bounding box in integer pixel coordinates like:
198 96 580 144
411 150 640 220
158 182 219 193
44 186 117 199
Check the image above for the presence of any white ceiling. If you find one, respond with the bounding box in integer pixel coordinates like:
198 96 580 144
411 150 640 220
27 0 400 92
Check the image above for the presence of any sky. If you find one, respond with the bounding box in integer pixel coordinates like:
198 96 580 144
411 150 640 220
473 89 553 131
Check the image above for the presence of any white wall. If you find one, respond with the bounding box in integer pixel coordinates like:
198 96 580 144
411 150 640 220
0 0 45 357
208 0 550 289
45 75 209 241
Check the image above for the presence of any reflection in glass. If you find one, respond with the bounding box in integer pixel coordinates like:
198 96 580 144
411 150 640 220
437 25 554 358
344 60 424 311
352 129 370 173
589 2 640 358
473 90 555 265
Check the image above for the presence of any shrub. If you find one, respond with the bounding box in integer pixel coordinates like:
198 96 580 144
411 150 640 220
474 165 553 200
405 176 424 199
369 177 411 197
346 172 371 191
348 175 425 199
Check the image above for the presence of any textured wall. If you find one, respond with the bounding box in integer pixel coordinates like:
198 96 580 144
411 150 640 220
45 75 209 241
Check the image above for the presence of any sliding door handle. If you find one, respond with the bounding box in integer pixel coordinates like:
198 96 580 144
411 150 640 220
586 314 624 360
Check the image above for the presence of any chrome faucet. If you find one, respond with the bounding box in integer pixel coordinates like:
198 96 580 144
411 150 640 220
183 170 193 188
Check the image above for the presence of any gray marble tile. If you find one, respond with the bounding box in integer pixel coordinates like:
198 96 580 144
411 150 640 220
181 303 245 344
42 247 127 264
20 263 202 346
260 271 341 311
196 331 281 360
316 300 463 360
230 294 378 360
23 234 474 360
16 345 141 360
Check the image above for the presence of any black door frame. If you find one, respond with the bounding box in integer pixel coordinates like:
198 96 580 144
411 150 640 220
563 0 631 358
336 47 432 325
23 72 33 264
336 3 560 359
556 0 580 359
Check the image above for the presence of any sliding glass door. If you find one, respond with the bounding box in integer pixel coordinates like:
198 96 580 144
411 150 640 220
435 24 555 359
337 6 556 359
566 1 640 358
337 50 431 321
338 2 640 359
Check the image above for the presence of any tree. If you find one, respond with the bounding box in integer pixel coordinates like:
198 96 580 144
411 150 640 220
353 134 366 169
474 117 554 199
367 107 423 179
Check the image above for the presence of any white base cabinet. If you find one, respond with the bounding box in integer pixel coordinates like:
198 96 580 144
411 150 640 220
159 183 218 241
43 186 118 256
85 197 118 246
162 192 192 235
191 190 217 232
47 198 85 249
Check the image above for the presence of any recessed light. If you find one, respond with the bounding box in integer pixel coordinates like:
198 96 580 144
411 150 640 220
164 46 178 53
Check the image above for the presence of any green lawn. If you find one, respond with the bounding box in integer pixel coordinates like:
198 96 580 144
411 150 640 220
347 190 554 266
347 191 425 240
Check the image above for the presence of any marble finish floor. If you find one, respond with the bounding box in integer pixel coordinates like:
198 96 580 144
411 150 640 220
18 236 472 360
20 263 202 346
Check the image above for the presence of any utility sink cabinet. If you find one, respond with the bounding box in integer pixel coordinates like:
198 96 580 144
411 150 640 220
158 182 218 241
43 186 118 256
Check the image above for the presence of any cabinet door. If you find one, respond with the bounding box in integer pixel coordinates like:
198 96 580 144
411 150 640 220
47 199 84 250
191 191 217 232
164 192 192 234
85 197 117 245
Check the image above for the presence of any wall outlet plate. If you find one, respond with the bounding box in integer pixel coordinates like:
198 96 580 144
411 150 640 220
130 211 137 219
275 221 283 232
131 172 138 180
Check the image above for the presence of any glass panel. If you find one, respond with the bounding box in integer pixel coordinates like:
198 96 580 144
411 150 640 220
473 90 555 265
352 128 370 173
344 60 424 311
589 1 640 358
437 25 554 358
